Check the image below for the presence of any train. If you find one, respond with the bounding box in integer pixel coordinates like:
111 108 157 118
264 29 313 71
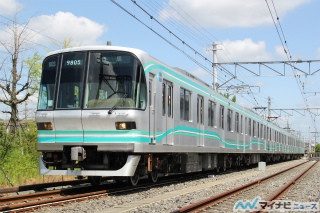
36 45 304 185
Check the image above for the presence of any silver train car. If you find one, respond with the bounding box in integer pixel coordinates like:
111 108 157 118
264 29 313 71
36 45 304 185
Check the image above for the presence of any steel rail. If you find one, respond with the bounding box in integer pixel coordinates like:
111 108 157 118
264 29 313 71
253 160 318 213
0 170 212 212
175 161 308 213
0 179 88 194
0 187 110 212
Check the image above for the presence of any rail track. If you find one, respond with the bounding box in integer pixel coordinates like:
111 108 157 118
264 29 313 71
1 160 313 213
0 183 114 212
0 179 89 195
0 170 217 212
176 160 317 213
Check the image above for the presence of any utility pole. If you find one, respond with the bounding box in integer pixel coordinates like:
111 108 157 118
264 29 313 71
267 96 278 121
310 131 319 155
212 42 218 92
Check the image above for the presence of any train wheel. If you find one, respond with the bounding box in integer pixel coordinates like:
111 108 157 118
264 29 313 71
129 172 139 186
89 176 102 185
148 169 158 183
215 167 220 173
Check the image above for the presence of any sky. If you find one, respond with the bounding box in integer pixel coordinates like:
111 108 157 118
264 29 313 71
0 0 319 142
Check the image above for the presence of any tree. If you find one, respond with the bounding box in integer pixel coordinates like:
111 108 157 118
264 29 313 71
315 144 320 152
0 17 41 134
24 52 42 95
220 92 237 103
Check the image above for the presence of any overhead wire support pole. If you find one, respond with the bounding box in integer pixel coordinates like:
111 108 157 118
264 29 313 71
212 42 218 91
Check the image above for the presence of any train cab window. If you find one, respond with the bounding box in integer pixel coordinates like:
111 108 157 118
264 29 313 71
84 51 147 110
180 88 191 121
219 105 224 129
57 52 86 109
208 100 216 127
38 55 58 110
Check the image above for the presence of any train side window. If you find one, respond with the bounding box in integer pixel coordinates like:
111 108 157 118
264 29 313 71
149 80 152 106
208 100 216 127
253 120 256 137
197 95 204 124
248 118 252 136
227 109 232 131
219 105 224 129
168 84 173 118
180 88 191 121
240 115 243 134
245 117 248 135
235 112 239 133
162 83 166 116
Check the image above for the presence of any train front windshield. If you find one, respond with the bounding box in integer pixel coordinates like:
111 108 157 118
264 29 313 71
37 51 147 110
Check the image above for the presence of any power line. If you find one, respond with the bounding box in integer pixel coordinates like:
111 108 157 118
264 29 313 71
265 0 291 60
114 1 251 86
265 0 318 134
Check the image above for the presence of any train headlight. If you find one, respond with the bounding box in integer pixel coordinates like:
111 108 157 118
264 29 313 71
37 122 53 130
115 122 136 130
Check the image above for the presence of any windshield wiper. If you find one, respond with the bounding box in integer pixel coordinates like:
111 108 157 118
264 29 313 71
108 93 128 114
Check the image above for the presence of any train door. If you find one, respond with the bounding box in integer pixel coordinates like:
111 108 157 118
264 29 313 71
161 80 174 145
54 52 85 143
197 95 204 146
149 74 156 143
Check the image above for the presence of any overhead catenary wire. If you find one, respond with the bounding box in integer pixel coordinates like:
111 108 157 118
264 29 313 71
265 0 318 134
140 0 238 64
110 0 212 75
114 1 251 86
133 0 261 96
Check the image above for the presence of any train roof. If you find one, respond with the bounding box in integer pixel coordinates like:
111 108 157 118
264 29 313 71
45 45 148 58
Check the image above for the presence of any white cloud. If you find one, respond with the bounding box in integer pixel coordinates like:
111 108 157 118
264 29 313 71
161 0 310 28
0 0 22 16
275 45 288 60
29 12 106 48
0 11 106 51
219 38 271 62
192 67 213 86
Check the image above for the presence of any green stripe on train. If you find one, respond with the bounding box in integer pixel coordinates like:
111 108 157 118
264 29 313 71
37 127 298 152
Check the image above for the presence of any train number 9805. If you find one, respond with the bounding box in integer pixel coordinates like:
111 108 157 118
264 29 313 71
65 60 82 66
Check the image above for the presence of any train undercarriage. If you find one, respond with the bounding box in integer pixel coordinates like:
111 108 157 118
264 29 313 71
41 145 302 186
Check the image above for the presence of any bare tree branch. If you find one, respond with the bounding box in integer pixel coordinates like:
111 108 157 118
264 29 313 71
0 15 39 134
